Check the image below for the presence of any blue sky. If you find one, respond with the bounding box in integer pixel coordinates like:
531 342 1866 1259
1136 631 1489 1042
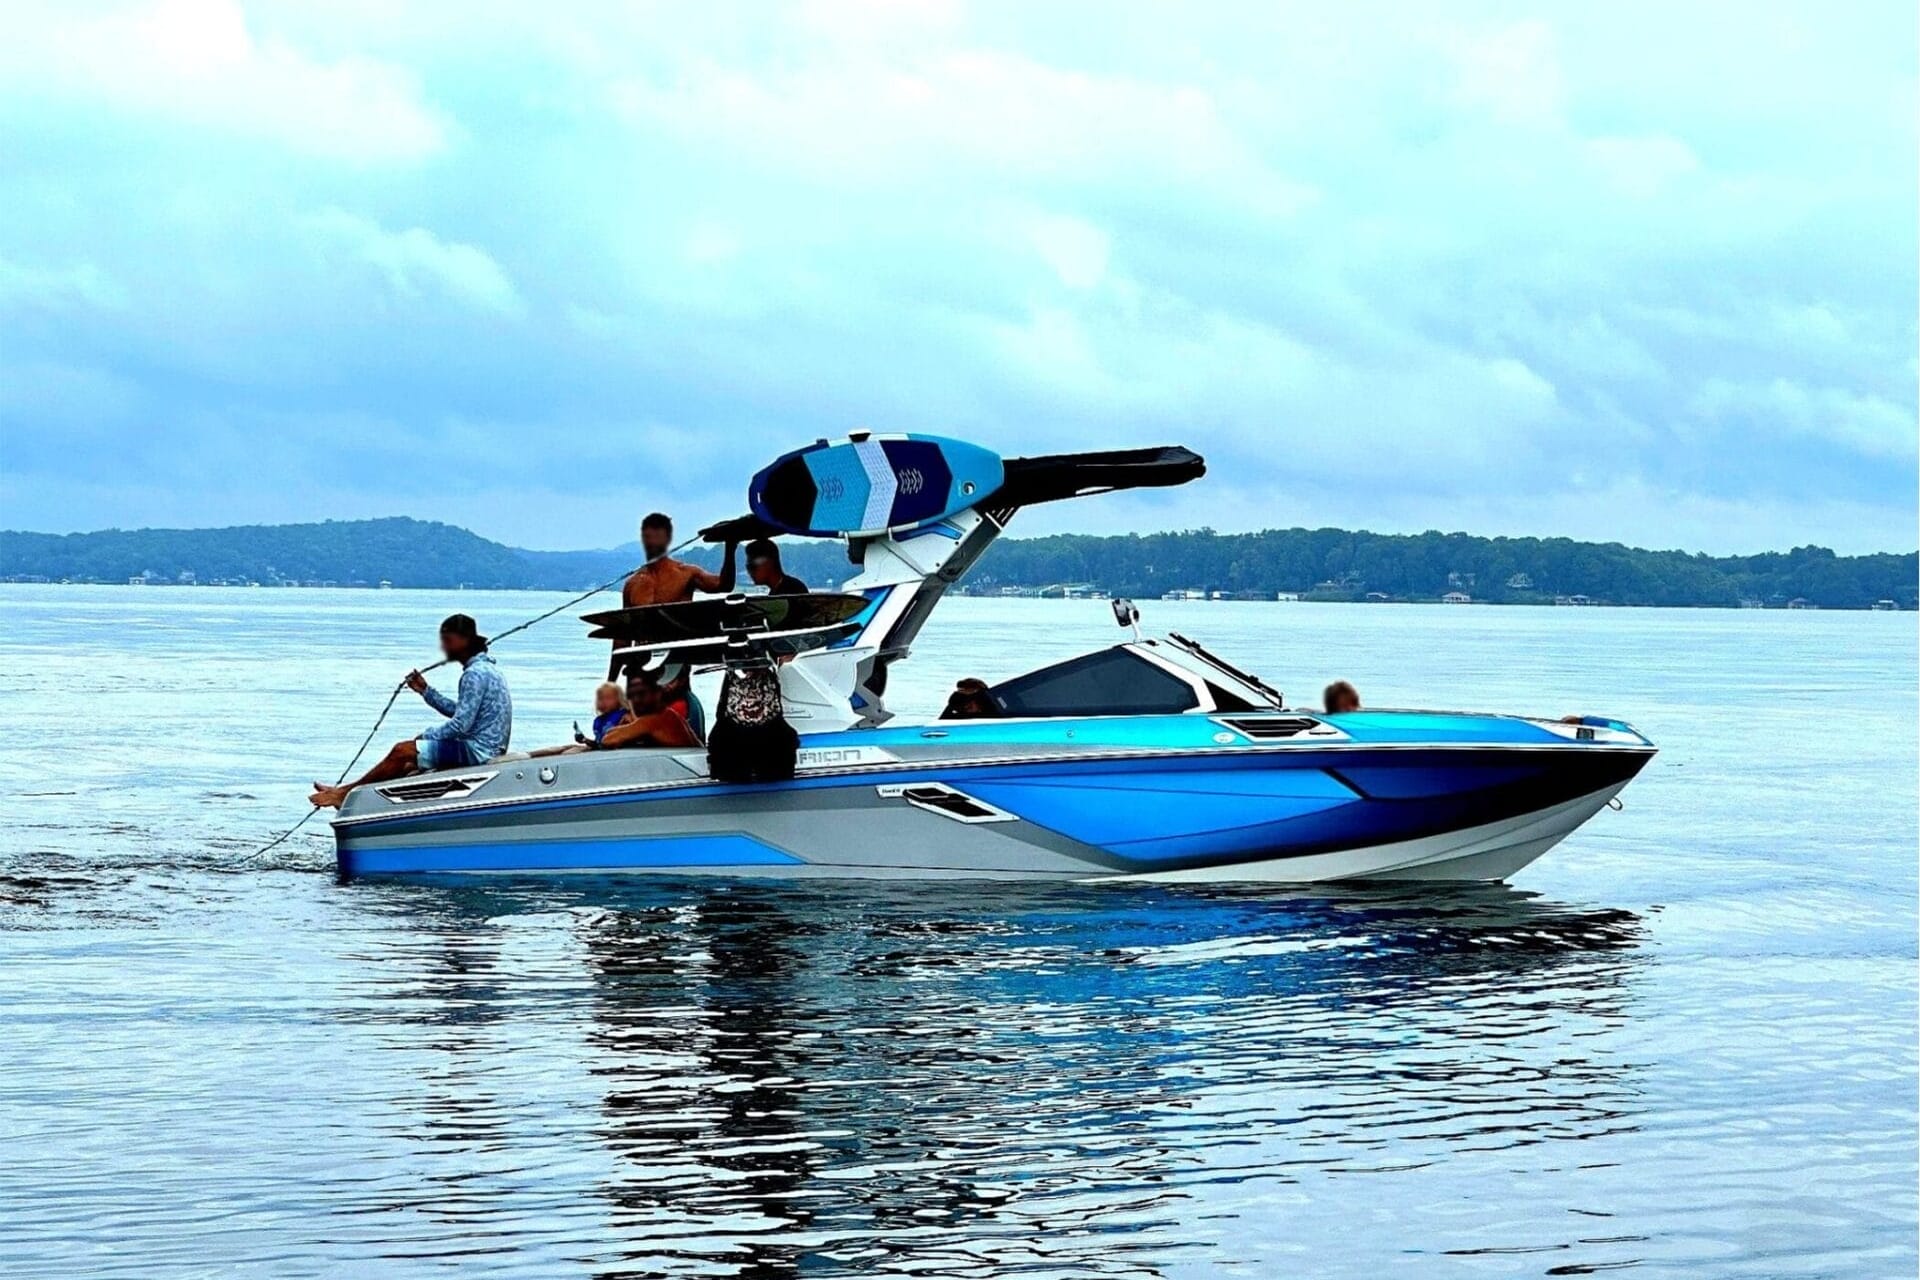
1 1 1913 553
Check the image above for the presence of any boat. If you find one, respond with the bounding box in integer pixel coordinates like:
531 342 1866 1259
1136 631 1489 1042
331 437 1655 882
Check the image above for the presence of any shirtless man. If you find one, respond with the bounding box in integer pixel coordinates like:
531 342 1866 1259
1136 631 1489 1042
622 512 737 607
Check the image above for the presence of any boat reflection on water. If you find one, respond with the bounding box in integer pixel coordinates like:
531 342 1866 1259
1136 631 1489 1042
348 881 1648 1277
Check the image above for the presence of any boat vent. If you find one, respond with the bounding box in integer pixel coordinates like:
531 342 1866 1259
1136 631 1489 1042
876 782 1017 824
1217 716 1322 741
376 772 497 804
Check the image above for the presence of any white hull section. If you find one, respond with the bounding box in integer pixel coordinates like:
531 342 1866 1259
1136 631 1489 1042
1104 784 1629 884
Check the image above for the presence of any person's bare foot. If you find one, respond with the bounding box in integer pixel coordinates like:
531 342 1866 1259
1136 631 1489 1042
309 782 350 809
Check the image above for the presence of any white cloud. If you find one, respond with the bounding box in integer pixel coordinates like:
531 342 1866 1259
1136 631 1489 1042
299 208 520 314
0 258 126 311
4 0 447 163
683 224 743 266
0 1 1910 552
1027 214 1111 290
1445 19 1564 126
1767 302 1850 349
1690 377 1917 459
603 39 1316 218
1585 135 1701 199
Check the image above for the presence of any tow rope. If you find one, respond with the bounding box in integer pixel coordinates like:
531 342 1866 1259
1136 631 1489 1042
242 534 700 865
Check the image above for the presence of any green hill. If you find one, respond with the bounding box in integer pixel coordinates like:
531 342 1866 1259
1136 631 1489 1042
0 517 1912 609
0 517 539 589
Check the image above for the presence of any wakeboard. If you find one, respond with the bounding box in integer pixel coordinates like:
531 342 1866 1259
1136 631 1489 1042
586 593 874 679
607 623 864 674
582 592 872 643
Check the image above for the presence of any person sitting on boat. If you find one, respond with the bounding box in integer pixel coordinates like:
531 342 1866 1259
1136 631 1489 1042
620 665 695 727
743 538 809 597
1323 680 1361 713
659 664 707 739
596 667 700 750
308 614 512 808
940 677 1000 720
525 682 632 758
622 512 737 607
588 681 634 744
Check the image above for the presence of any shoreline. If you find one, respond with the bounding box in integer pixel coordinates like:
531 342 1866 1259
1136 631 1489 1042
0 580 1905 612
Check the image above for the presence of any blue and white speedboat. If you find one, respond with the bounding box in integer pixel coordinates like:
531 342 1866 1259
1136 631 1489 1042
331 441 1654 882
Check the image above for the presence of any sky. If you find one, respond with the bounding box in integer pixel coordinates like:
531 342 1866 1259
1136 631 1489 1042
0 1 1914 554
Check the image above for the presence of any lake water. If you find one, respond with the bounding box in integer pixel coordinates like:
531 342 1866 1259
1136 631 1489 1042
1 586 1914 1278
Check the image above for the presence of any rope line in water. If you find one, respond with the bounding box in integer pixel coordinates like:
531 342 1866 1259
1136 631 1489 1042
244 535 700 864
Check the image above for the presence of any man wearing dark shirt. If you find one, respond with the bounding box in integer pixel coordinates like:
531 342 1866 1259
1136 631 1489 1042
744 539 809 596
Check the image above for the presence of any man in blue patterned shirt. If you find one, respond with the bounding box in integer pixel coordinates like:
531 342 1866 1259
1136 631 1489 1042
309 614 513 809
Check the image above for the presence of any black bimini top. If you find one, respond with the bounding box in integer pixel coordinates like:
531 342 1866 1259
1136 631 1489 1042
988 445 1206 509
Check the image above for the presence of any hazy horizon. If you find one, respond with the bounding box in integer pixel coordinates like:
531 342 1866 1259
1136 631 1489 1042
6 508 1914 561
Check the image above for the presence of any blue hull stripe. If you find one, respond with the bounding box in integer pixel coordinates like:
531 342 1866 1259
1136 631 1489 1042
341 748 1640 835
340 833 801 877
964 773 1356 846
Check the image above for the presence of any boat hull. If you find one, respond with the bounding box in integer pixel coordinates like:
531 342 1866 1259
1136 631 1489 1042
332 717 1654 884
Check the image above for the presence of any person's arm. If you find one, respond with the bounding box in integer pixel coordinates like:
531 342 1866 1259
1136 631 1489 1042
409 668 459 719
422 668 479 741
689 542 738 594
599 713 661 749
643 708 698 749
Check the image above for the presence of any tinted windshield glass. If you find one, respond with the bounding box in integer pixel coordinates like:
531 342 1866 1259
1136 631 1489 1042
991 649 1199 717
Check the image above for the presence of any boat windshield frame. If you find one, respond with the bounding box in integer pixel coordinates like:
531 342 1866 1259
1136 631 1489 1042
1164 632 1284 708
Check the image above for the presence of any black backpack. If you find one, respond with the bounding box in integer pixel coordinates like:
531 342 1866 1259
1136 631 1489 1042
707 667 798 783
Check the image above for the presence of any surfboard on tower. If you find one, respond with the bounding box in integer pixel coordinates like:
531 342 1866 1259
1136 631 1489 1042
748 433 1005 538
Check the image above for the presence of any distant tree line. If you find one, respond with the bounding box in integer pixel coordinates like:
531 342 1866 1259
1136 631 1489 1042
2 517 1913 609
0 518 536 589
965 528 1918 609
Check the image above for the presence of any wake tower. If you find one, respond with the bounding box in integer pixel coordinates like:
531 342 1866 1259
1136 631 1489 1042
695 439 1206 730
